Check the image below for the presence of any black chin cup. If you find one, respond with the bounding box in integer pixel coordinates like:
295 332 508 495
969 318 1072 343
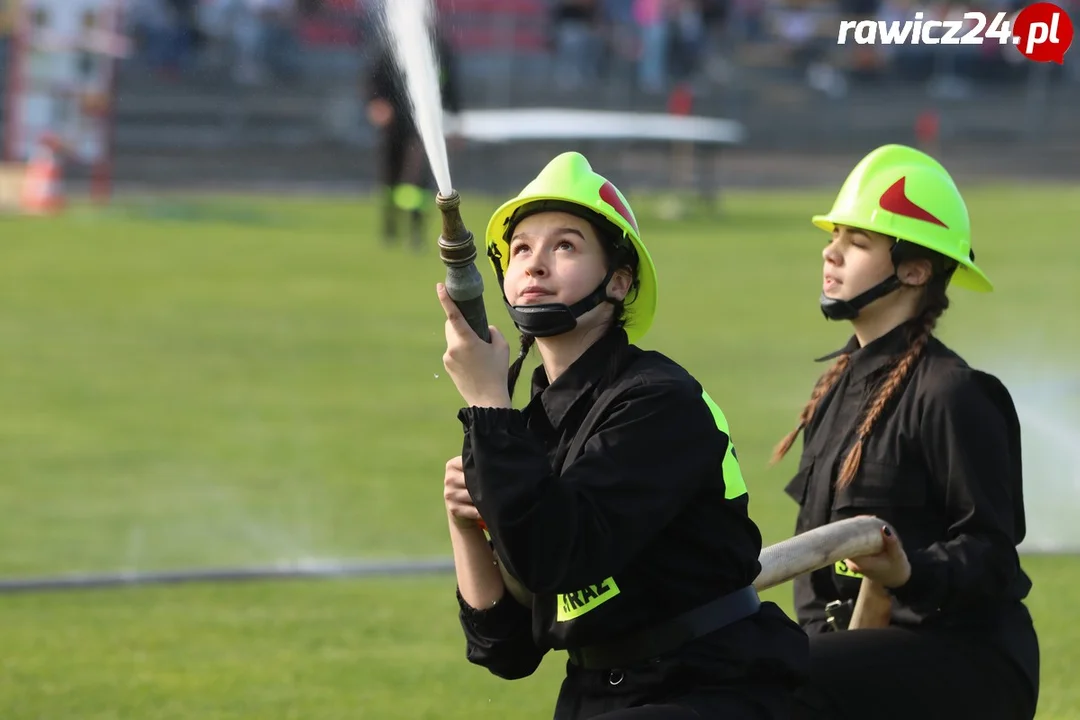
505 268 617 338
820 274 903 321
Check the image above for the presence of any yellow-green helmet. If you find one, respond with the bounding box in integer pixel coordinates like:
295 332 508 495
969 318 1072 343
485 152 658 344
813 144 992 294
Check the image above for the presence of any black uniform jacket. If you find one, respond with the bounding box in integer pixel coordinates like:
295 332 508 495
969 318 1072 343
455 329 808 687
785 319 1039 697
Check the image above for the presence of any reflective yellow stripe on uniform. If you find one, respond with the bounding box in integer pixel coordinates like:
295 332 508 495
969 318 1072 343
701 391 748 500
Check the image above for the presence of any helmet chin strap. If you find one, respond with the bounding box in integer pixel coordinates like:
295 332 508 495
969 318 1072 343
504 267 619 338
819 274 903 321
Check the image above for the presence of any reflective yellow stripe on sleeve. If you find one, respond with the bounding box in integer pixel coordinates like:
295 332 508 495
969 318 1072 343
701 391 748 500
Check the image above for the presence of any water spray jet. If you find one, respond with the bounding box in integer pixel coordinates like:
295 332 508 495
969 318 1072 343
378 0 491 342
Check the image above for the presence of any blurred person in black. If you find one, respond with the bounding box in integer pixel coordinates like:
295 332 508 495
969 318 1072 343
365 13 461 250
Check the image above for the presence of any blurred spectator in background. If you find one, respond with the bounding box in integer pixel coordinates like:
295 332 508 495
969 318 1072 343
0 0 17 37
771 0 821 72
634 0 669 92
365 18 462 250
767 0 850 96
233 0 299 85
0 0 16 96
551 0 602 91
130 0 201 78
168 0 201 70
730 0 766 41
598 0 637 84
669 0 706 85
258 0 300 80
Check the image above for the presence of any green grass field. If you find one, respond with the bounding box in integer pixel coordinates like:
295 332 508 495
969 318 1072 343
1 185 1078 719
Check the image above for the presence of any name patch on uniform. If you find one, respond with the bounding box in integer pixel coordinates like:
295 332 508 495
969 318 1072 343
557 577 621 622
834 560 864 578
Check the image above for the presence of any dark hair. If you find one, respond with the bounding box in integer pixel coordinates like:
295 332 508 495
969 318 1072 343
506 220 640 400
771 242 958 490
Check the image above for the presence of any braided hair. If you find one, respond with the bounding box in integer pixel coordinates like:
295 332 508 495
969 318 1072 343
770 353 852 466
834 291 947 489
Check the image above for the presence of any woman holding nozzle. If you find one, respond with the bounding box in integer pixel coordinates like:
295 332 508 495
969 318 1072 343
772 144 1040 720
436 151 809 719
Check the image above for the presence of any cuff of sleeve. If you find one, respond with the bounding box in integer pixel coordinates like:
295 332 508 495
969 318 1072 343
458 406 526 434
888 549 941 612
456 585 532 637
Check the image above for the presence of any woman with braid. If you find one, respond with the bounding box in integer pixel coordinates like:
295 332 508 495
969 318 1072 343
436 151 809 718
773 145 1040 720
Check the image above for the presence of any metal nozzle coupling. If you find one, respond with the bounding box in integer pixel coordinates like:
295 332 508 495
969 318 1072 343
436 190 476 268
434 188 491 343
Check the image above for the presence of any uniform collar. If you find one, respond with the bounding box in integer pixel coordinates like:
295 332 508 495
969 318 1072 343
814 319 919 383
529 328 629 431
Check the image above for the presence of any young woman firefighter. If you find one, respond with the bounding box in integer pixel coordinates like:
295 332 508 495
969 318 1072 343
771 144 1040 720
436 151 809 719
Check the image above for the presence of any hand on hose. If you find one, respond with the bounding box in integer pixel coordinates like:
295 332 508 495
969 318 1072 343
437 283 511 409
844 523 912 589
444 455 483 529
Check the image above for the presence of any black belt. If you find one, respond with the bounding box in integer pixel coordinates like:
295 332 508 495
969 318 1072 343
566 585 761 670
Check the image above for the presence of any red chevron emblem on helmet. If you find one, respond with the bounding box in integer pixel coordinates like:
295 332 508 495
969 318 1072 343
879 177 948 228
599 181 638 233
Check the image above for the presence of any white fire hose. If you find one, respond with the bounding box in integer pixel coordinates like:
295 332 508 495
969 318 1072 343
754 515 888 590
496 516 894 630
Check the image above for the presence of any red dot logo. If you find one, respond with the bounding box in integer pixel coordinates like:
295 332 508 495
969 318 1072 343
1013 2 1074 64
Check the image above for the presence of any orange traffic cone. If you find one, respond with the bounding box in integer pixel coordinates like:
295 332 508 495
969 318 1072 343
21 133 66 215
